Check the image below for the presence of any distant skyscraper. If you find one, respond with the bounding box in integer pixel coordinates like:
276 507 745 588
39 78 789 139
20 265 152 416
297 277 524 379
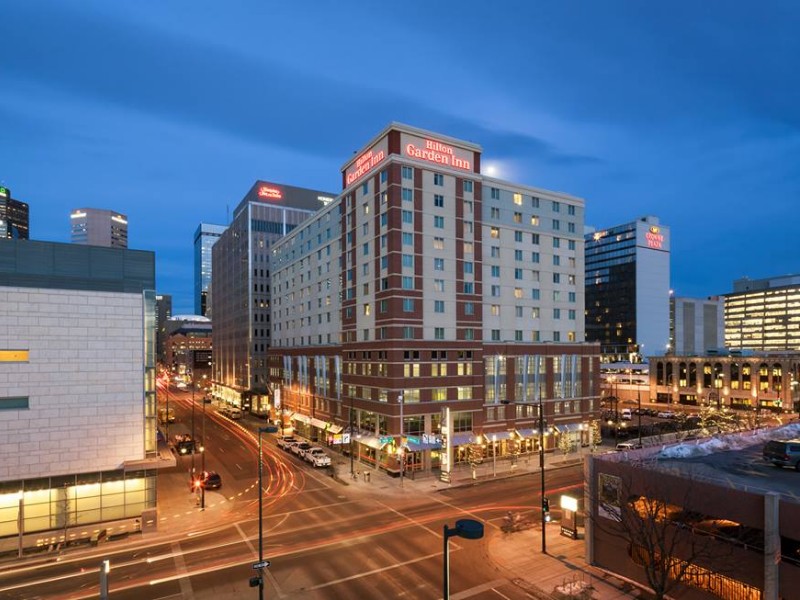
211 180 335 412
70 208 128 248
0 186 30 239
585 215 670 362
670 295 725 355
194 223 227 316
155 294 173 366
725 274 800 351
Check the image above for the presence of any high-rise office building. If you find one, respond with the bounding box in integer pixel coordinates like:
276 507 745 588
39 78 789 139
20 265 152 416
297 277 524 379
0 186 29 239
194 223 227 317
585 216 670 362
210 181 336 411
155 294 173 366
725 274 800 351
70 208 128 248
267 123 599 478
0 239 157 546
669 295 725 355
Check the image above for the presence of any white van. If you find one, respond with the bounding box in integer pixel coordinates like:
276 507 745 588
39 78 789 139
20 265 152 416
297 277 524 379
621 408 632 421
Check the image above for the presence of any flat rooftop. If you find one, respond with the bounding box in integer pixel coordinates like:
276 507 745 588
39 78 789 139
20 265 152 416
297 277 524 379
607 421 800 502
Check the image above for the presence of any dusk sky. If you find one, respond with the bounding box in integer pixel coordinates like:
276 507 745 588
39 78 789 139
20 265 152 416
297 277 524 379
3 1 798 314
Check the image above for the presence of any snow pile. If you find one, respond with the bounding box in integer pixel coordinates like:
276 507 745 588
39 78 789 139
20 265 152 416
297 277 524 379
657 421 800 460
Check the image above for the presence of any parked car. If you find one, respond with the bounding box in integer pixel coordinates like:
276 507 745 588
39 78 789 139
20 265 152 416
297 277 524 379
200 471 222 489
657 410 677 419
621 408 632 421
175 434 196 455
616 442 642 451
763 439 800 470
304 447 331 467
291 442 312 457
227 407 243 419
277 436 297 450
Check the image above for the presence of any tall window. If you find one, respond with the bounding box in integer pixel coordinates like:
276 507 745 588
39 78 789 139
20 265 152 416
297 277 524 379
434 173 444 186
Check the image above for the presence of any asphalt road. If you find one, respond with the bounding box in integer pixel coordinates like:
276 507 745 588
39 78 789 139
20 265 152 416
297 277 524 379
0 396 585 599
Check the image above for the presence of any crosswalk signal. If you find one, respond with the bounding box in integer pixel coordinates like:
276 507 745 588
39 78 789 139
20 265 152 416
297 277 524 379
249 576 262 587
542 497 551 522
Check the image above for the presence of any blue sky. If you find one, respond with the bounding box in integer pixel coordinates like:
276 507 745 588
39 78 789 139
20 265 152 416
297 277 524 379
2 1 798 313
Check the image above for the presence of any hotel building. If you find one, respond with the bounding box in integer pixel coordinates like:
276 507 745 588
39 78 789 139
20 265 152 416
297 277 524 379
0 186 29 239
70 207 129 248
210 181 336 413
670 295 725 356
268 123 600 478
585 216 670 362
650 351 800 413
0 240 157 548
193 223 227 317
725 274 800 352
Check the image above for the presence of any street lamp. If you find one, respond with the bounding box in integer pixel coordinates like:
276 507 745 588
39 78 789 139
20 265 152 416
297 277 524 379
191 376 196 483
398 394 404 488
443 519 484 600
637 382 642 447
199 445 205 510
538 396 547 554
492 434 497 478
256 426 270 600
349 395 355 478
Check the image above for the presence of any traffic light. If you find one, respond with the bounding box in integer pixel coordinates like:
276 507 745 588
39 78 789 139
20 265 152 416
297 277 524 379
542 497 551 522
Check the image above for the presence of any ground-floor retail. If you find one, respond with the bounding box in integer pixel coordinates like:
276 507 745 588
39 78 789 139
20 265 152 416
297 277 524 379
0 468 157 549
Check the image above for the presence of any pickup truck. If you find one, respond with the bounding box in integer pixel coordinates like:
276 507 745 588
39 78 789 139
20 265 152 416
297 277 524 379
276 436 297 450
304 447 331 467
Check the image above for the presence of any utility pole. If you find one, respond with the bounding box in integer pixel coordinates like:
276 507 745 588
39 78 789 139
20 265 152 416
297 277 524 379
399 394 404 488
539 398 547 554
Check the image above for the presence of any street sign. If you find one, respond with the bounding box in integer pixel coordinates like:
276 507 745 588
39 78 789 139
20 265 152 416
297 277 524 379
252 560 271 569
379 436 394 445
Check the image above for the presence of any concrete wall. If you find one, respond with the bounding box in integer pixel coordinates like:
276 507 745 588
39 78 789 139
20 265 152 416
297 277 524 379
0 286 144 480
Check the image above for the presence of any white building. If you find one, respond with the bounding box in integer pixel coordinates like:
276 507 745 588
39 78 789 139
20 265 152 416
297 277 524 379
585 216 671 362
0 240 156 546
70 207 128 248
670 295 725 355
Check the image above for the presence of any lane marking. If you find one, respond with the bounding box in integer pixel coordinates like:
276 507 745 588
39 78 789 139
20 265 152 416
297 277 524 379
303 550 445 592
170 541 194 599
451 580 510 600
375 500 441 539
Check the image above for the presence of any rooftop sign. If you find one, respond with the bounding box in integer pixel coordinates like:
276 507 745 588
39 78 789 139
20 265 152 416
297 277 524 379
345 138 388 186
404 138 472 171
258 186 283 200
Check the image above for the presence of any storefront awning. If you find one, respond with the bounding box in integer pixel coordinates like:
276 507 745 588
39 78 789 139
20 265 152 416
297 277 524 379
356 435 387 450
481 431 515 442
310 417 328 430
406 439 442 451
554 422 584 433
515 428 538 438
449 432 476 446
292 413 311 424
328 424 343 434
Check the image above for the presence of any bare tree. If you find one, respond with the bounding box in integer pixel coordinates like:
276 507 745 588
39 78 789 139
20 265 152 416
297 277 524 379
589 465 750 600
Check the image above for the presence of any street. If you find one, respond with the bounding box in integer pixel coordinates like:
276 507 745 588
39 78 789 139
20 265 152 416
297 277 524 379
0 392 586 599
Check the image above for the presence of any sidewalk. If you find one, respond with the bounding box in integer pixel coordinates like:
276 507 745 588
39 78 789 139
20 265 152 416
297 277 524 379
336 444 642 600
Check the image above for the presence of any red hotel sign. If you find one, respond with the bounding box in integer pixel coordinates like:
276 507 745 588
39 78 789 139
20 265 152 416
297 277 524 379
404 139 471 171
646 226 664 249
258 186 283 200
346 149 386 185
